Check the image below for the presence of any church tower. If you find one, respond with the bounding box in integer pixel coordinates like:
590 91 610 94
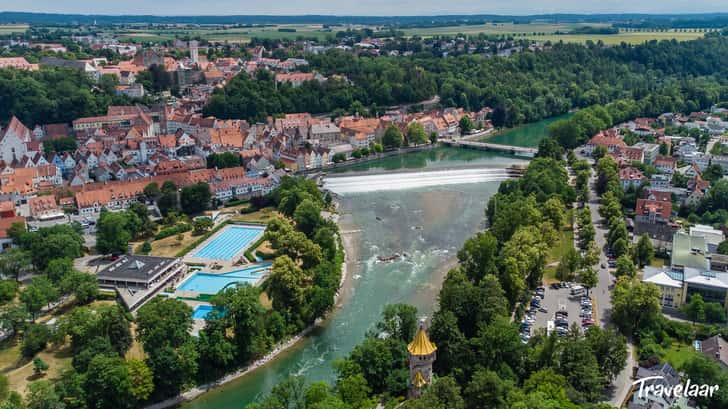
407 323 437 399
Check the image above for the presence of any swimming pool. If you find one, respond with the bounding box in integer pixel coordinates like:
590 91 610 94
192 225 265 261
177 264 270 294
192 304 214 319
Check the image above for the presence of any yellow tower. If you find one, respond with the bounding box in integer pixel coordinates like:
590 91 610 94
407 324 437 399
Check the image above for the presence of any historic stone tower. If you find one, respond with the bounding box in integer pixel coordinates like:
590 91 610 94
407 324 437 399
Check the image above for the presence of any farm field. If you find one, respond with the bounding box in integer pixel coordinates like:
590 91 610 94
400 22 610 37
113 24 339 43
525 30 705 45
0 24 29 34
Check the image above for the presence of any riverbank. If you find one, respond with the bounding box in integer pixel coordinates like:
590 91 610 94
145 201 359 409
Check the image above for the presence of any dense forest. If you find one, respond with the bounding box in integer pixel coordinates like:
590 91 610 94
205 32 728 126
0 67 131 127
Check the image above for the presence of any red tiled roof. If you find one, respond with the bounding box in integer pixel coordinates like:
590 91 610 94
636 198 672 220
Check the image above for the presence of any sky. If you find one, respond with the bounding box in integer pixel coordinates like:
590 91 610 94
2 0 728 16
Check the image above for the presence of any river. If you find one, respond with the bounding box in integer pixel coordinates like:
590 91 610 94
181 148 529 409
482 112 574 147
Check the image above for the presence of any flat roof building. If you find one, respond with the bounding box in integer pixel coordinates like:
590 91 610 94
96 254 187 311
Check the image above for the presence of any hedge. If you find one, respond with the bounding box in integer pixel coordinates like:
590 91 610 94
155 223 192 240
244 234 268 262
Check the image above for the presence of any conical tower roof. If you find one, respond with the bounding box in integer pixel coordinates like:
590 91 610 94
407 325 437 356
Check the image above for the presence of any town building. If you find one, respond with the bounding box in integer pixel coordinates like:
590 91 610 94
96 254 188 311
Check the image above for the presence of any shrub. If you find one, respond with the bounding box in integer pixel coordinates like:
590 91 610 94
154 223 192 240
21 324 50 358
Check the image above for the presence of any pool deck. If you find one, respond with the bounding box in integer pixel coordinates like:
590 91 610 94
182 223 265 268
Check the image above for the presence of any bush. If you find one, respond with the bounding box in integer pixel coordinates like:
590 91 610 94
154 223 192 240
21 324 50 358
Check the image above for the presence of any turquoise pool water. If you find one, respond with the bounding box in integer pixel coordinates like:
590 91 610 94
192 225 265 261
192 305 214 319
177 264 270 294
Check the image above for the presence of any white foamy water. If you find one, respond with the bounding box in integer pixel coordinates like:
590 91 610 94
324 167 512 195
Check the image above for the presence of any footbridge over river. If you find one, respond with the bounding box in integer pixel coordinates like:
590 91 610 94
440 139 537 157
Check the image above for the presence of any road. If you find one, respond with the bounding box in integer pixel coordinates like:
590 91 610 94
582 160 636 407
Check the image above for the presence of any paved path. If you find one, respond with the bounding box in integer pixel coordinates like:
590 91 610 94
581 161 636 407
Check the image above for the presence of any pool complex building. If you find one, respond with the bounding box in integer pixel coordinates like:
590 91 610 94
177 263 271 295
191 224 265 261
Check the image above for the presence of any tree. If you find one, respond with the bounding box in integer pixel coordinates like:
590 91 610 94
464 369 512 409
717 240 728 255
376 304 418 343
136 298 193 352
192 217 214 234
579 268 598 296
0 280 18 304
682 294 706 324
611 278 661 335
127 359 154 402
180 182 211 215
212 284 266 361
556 247 581 282
0 248 31 282
60 271 98 305
32 357 48 377
457 231 498 283
292 199 324 236
382 125 403 149
22 324 51 357
96 210 138 255
143 182 161 200
332 153 346 163
196 311 236 379
557 334 603 402
584 327 627 382
458 116 473 135
429 131 438 144
407 122 428 146
26 381 64 409
633 234 654 267
704 302 726 324
542 197 566 229
592 145 608 161
536 137 564 161
615 255 636 278
20 276 59 320
267 255 306 315
84 355 138 409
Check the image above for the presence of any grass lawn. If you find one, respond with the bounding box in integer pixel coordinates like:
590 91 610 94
229 207 280 224
663 341 699 369
132 229 202 258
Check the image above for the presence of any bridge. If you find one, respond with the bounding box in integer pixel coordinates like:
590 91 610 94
440 139 537 158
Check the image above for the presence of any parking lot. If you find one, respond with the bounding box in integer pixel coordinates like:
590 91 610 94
519 282 595 342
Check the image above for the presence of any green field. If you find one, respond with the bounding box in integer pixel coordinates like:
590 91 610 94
401 22 610 37
114 24 339 43
525 31 704 45
0 24 29 35
401 22 705 44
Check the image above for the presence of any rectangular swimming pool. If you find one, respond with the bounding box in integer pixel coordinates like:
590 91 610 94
177 264 270 294
192 225 265 261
